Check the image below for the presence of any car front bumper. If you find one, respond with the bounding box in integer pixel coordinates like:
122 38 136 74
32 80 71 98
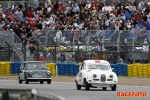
88 81 117 87
27 78 51 81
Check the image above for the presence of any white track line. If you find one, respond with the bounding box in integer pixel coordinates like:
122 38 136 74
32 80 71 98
40 92 65 100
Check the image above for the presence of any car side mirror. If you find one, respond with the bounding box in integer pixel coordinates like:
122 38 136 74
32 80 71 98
111 68 114 70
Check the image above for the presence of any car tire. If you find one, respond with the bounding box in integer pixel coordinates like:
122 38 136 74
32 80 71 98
76 81 81 90
84 79 90 90
102 87 107 90
111 85 117 91
47 80 51 84
18 76 22 84
25 78 29 84
40 81 43 84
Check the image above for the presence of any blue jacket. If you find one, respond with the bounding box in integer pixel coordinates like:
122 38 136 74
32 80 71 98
146 22 150 30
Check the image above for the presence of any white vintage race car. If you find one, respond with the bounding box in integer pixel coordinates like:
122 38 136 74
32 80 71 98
75 60 118 91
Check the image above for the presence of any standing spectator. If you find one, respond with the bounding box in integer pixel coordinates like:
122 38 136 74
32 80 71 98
146 21 150 30
90 1 95 9
117 56 123 63
14 24 21 41
17 8 23 20
0 21 5 31
29 37 35 44
85 1 91 9
55 29 62 43
29 43 36 61
0 5 2 11
26 41 31 61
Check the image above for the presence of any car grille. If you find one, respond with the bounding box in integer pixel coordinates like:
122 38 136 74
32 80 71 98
101 74 106 81
32 72 47 78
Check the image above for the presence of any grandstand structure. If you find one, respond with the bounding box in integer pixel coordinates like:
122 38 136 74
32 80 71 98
31 30 150 64
0 30 149 64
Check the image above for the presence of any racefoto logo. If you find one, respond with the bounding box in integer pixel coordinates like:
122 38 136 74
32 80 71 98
117 92 148 98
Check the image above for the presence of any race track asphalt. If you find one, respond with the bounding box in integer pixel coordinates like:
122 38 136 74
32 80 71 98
0 80 149 100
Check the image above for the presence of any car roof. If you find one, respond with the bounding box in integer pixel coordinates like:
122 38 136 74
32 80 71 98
84 60 109 64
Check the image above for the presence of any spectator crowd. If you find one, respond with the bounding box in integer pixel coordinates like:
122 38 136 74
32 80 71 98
0 0 150 39
0 0 150 42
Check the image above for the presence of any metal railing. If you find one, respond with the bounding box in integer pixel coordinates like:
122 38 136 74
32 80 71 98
0 30 150 63
0 1 34 8
32 31 49 62
32 30 150 63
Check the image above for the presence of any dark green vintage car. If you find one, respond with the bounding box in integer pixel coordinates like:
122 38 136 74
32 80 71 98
18 61 51 84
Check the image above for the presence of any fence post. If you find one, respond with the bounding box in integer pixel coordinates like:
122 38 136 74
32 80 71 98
122 40 128 63
52 40 56 63
5 41 11 61
23 42 26 62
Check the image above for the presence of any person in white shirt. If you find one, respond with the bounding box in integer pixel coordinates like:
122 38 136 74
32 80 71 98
47 5 51 13
72 3 80 13
0 5 3 11
11 3 15 10
85 1 91 9
102 3 107 11
148 0 150 5
138 0 144 9
55 30 62 43
49 15 55 24
45 18 50 25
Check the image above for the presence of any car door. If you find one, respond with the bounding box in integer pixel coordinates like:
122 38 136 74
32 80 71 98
77 62 86 85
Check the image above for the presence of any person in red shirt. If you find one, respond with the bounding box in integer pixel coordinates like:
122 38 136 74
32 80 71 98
134 12 139 21
27 9 34 18
39 53 44 61
57 1 62 11
95 0 100 7
90 1 95 9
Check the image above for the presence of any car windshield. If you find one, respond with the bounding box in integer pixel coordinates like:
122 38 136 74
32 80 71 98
26 63 47 69
87 64 110 70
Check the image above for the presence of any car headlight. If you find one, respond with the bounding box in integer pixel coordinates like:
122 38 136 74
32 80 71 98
47 71 51 75
109 74 113 78
93 74 97 78
29 71 33 74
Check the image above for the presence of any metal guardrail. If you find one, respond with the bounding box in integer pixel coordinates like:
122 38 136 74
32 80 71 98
0 88 64 100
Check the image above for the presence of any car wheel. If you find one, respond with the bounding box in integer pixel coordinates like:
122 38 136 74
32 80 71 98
76 81 81 90
40 81 43 84
18 76 22 84
47 80 51 84
102 87 107 90
111 85 117 91
25 78 29 84
84 79 90 90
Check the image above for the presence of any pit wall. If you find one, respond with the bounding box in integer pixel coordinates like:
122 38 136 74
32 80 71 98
0 62 150 76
